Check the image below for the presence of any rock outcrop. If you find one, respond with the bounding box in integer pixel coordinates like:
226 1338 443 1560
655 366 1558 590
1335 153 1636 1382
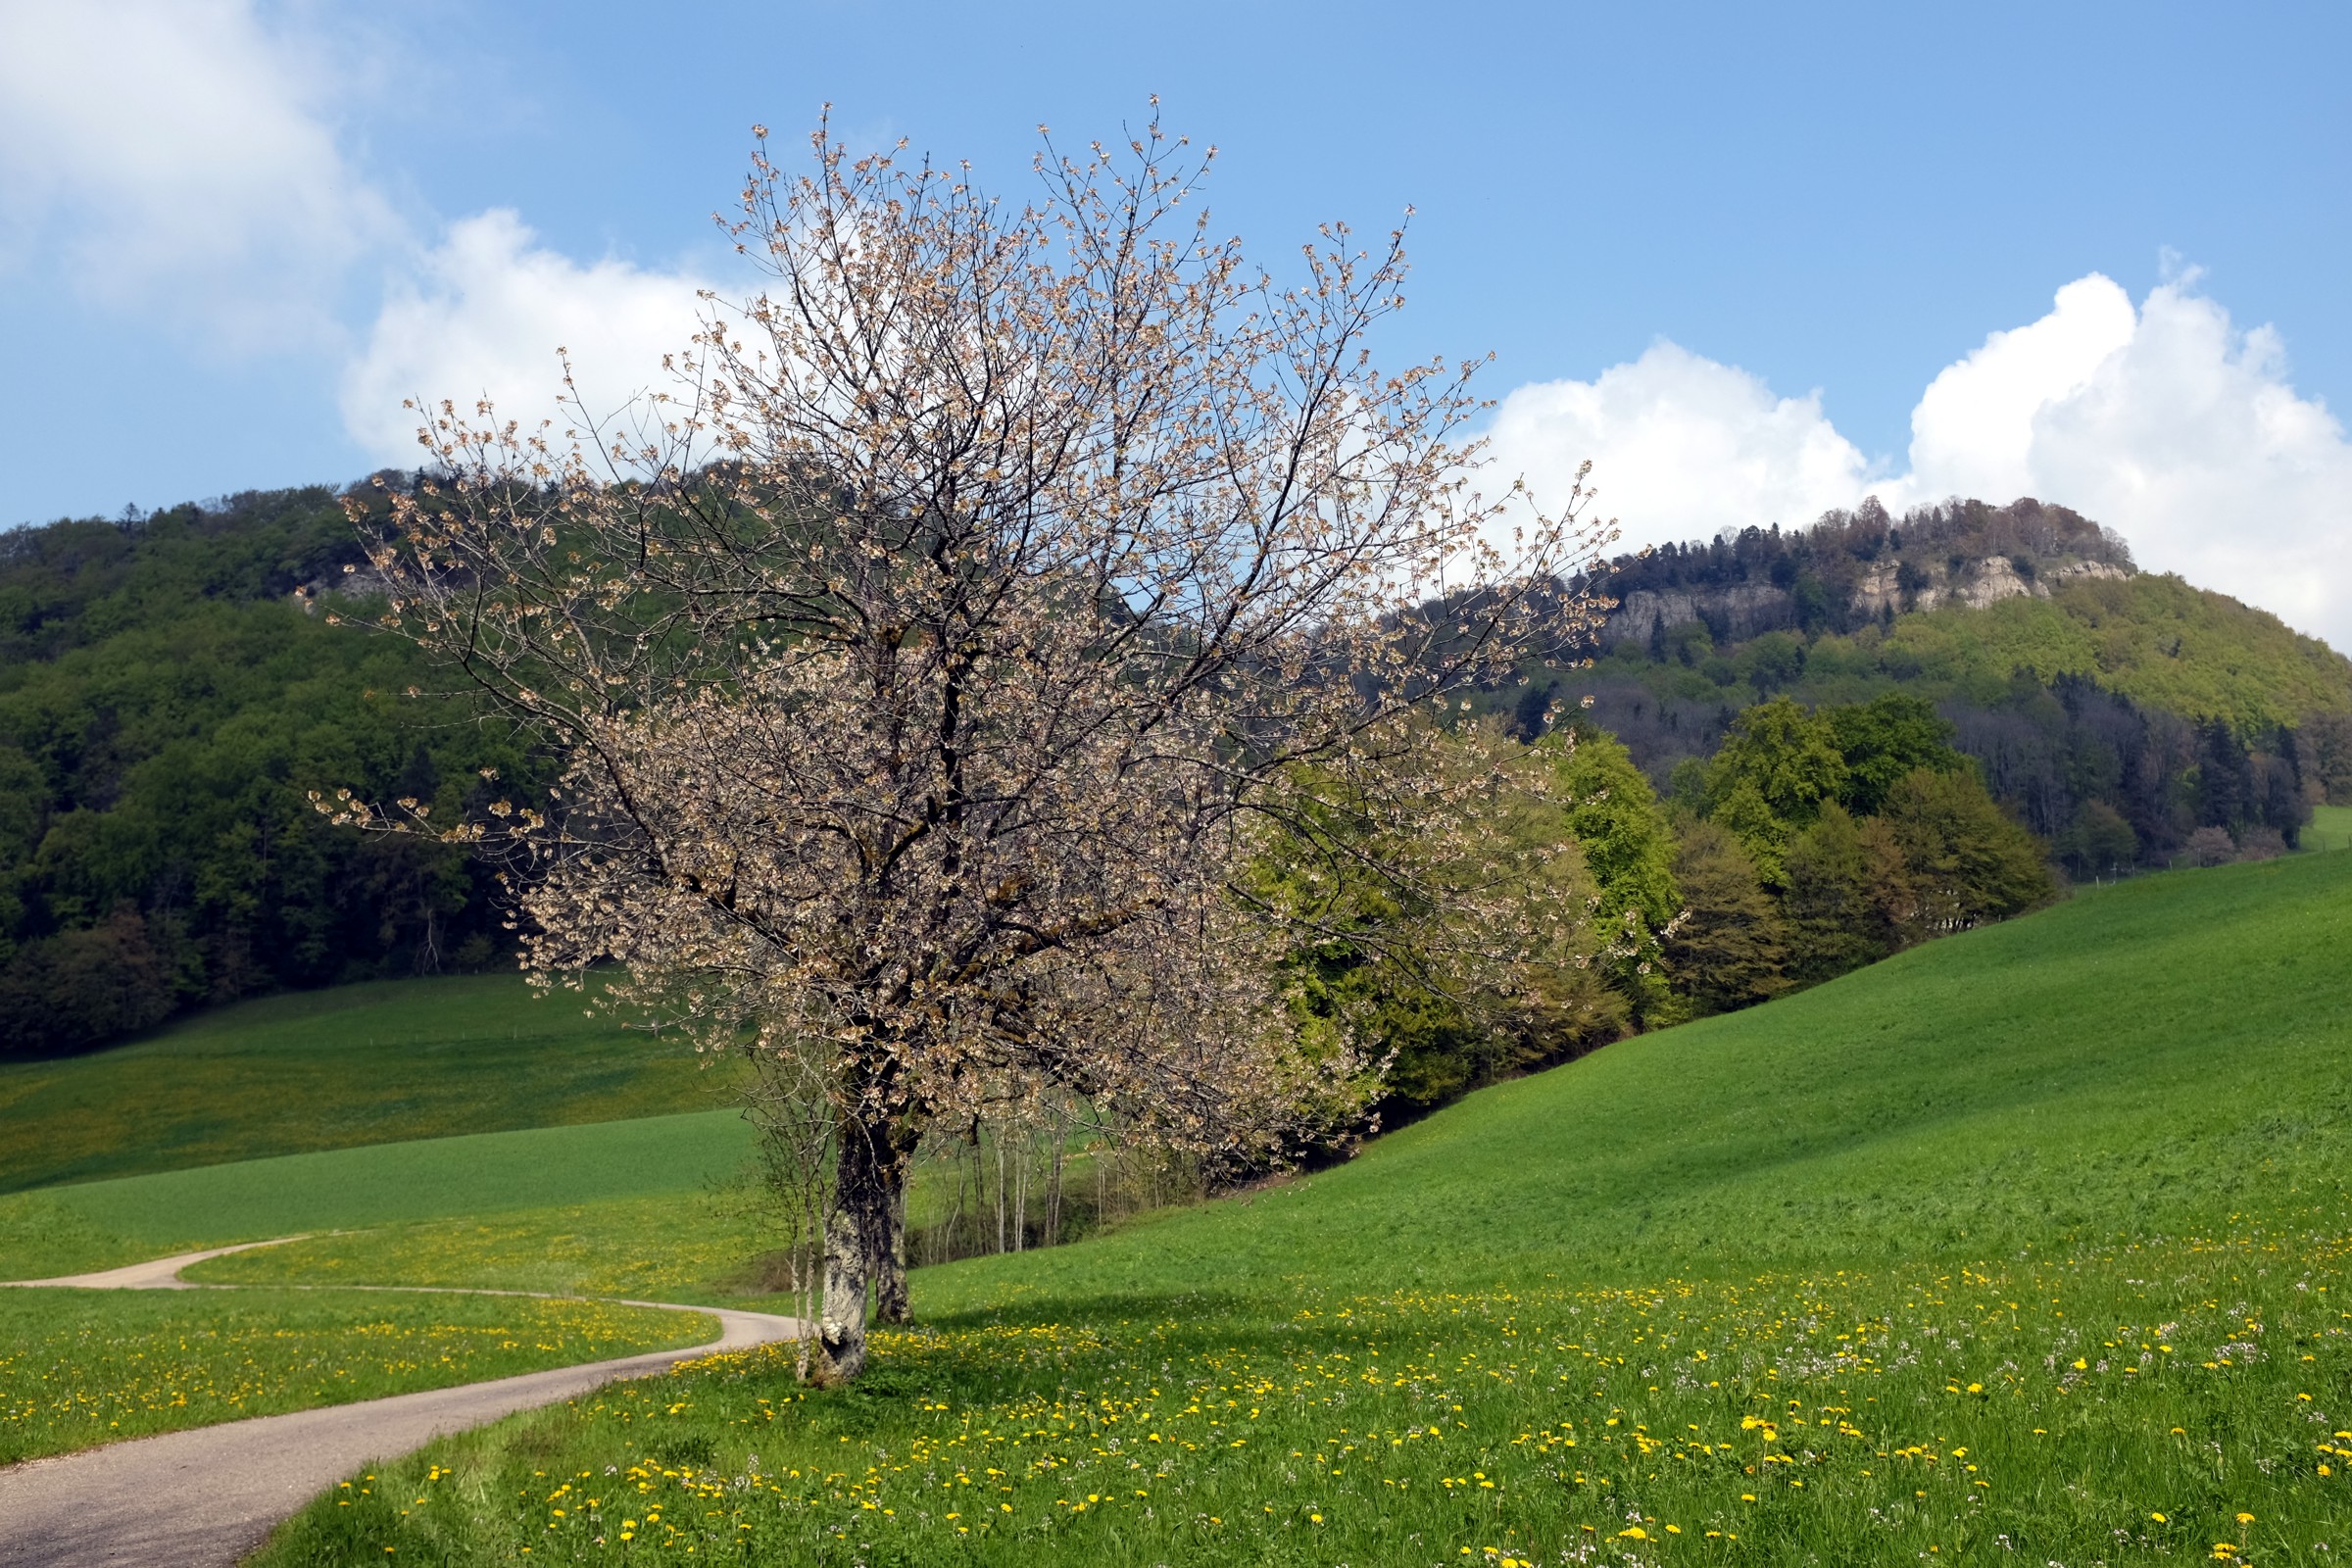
1601 552 2131 647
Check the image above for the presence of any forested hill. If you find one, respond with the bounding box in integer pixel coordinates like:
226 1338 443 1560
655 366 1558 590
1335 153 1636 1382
1 482 2345 1062
0 485 541 1058
1498 496 2352 869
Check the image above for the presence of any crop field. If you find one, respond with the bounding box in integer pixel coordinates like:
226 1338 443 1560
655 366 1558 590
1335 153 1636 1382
0 971 733 1193
230 852 2352 1564
0 1289 710 1464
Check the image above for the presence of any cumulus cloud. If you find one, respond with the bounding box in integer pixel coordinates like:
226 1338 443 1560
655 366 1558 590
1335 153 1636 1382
1485 342 1874 553
1488 276 2352 652
339 211 715 463
0 0 714 457
0 0 399 345
1895 277 2352 649
1893 275 2139 503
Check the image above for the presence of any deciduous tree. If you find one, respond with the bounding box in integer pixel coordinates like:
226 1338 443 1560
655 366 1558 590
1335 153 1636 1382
1662 817 1788 1016
1872 768 2054 938
1782 800 1889 984
330 114 1605 1384
1548 723 1679 1019
1700 697 1847 882
1248 721 1634 1121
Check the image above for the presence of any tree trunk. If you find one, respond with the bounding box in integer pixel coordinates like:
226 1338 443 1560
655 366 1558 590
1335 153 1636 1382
870 1177 910 1325
808 1115 911 1386
1013 1135 1028 1252
809 1204 868 1387
1046 1130 1064 1248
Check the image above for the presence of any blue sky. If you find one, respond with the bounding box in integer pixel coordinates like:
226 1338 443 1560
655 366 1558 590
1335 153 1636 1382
2 0 2346 641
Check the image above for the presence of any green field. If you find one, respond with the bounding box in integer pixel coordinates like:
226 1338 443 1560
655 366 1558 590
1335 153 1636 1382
0 971 731 1193
4 852 2343 1560
0 1289 711 1464
203 852 2352 1297
184 1192 774 1303
0 1109 758 1283
234 852 2352 1565
2308 805 2352 855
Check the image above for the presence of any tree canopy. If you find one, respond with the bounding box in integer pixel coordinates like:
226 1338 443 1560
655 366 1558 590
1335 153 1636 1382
341 116 1602 1383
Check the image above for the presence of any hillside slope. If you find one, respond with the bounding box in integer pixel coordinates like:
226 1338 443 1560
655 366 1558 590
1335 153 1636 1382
1857 571 2352 727
0 971 730 1193
921 848 2352 1308
0 486 551 1059
67 848 2350 1306
8 484 2345 1060
1506 499 2352 858
0 1108 755 1282
1578 499 2351 732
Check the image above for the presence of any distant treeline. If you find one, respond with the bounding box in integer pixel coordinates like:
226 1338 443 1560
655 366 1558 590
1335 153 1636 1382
0 485 542 1058
1555 672 2324 878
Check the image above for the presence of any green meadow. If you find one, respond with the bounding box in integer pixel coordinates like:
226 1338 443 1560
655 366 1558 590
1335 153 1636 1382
2306 805 2352 855
1 851 2345 1561
0 970 730 1193
0 1083 757 1467
0 1108 758 1283
0 1289 710 1464
223 852 2352 1565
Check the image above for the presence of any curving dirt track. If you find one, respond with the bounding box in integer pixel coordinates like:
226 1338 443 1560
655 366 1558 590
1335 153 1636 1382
0 1245 802 1567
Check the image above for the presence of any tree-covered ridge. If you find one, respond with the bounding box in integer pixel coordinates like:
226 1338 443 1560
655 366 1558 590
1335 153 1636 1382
1862 571 2352 730
0 487 371 663
1593 494 2132 623
1575 496 2350 728
0 486 540 1059
1502 499 2349 870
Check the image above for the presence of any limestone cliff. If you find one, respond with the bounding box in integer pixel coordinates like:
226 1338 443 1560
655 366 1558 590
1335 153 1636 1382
1589 496 2134 650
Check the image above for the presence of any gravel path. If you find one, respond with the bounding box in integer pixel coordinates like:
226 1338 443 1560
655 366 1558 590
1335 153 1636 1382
0 1244 803 1567
0 1237 310 1292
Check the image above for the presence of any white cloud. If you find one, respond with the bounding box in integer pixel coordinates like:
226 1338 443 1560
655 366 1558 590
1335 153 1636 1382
0 0 399 346
339 211 714 463
1900 275 2352 649
1488 277 2352 653
1486 342 1874 554
1893 274 2139 504
0 0 714 461
1907 278 2352 649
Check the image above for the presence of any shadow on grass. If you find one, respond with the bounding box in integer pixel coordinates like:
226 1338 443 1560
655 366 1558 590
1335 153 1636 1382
917 1286 1265 1332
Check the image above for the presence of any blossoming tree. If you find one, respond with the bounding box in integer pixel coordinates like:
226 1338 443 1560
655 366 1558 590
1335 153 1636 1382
330 111 1611 1384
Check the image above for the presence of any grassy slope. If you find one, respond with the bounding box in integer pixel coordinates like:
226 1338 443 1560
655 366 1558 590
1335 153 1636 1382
0 971 731 1193
1592 571 2352 729
188 851 2352 1307
2308 805 2352 854
208 852 2352 1311
250 853 2352 1567
1851 573 2352 725
0 1108 756 1282
919 850 2352 1307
